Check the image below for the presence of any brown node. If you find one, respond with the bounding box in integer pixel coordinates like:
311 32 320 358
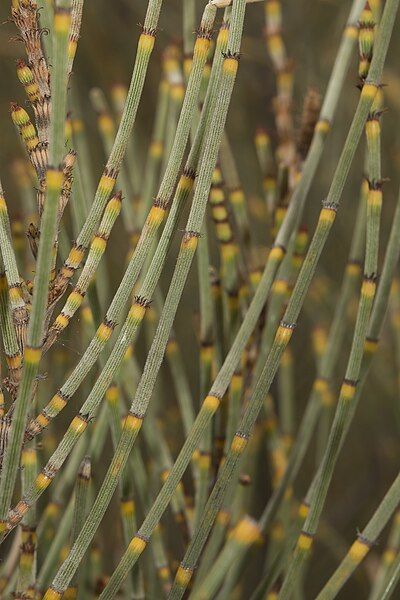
133 295 152 309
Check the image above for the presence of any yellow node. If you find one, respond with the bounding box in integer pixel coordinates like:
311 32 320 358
36 413 50 428
124 413 143 432
21 123 36 140
158 566 170 580
150 140 163 158
194 37 210 59
230 373 243 393
147 205 166 227
22 448 36 466
36 472 52 491
68 39 78 60
319 207 336 225
198 453 211 470
50 394 67 412
177 174 194 194
175 566 193 587
297 532 313 551
98 114 114 135
203 395 220 412
46 169 64 191
346 262 361 276
269 246 285 261
366 119 381 140
314 378 328 394
138 32 155 54
275 325 293 345
0 196 5 212
255 131 269 146
9 286 22 303
230 189 244 205
361 279 376 298
345 24 358 39
128 302 147 321
98 174 116 195
67 244 84 265
298 503 309 519
200 345 213 363
91 236 107 253
217 27 229 47
182 235 199 252
121 499 135 516
128 535 147 554
384 549 396 564
24 346 42 365
217 510 230 526
167 339 178 354
12 106 30 126
55 314 69 330
349 539 370 562
250 270 262 287
96 322 113 342
68 290 84 309
216 222 232 242
54 12 71 34
123 345 133 361
81 306 93 324
272 279 287 295
280 349 292 367
268 34 284 55
223 57 238 76
212 204 228 220
231 434 248 454
315 120 331 134
210 189 225 205
171 84 185 102
72 119 84 133
364 338 378 354
106 384 119 404
361 83 378 101
26 136 39 151
368 189 382 208
70 415 88 435
234 518 261 545
341 381 356 401
184 58 192 78
43 589 62 600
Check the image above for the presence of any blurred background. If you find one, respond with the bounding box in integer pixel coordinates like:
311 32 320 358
1 1 400 597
